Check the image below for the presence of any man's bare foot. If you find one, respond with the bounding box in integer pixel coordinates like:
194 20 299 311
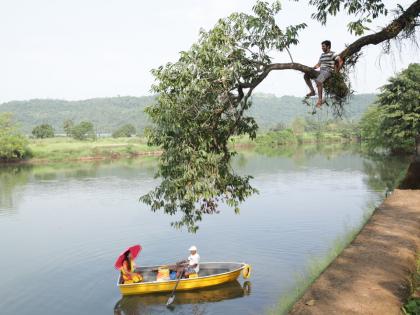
316 99 323 108
305 91 316 98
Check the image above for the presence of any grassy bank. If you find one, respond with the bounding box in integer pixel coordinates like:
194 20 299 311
7 128 354 164
403 254 420 314
27 137 160 163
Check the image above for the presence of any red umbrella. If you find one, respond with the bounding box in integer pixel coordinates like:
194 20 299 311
114 244 142 270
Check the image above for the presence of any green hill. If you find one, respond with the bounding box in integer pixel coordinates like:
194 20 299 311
0 94 376 134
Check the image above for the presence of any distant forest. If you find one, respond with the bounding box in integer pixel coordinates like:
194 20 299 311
0 94 376 134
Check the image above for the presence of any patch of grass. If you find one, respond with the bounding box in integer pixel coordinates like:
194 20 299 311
402 254 420 315
27 137 159 162
267 205 376 315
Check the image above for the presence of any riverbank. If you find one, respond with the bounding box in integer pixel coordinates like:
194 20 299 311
288 186 420 314
22 137 161 163
6 131 353 164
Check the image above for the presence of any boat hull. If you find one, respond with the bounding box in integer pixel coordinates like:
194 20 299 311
118 262 247 296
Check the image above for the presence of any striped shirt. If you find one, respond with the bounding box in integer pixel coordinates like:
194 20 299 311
319 51 339 71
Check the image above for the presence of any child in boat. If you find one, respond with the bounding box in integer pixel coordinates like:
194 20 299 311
120 250 143 284
177 245 200 278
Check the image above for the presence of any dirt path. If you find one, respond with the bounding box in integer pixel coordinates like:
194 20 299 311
289 189 420 315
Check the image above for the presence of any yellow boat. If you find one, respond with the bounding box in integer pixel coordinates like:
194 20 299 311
117 262 251 296
114 280 251 313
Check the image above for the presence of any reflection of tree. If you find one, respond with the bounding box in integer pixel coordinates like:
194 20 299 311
236 153 248 169
249 143 409 193
362 153 410 192
0 165 32 213
255 145 296 158
255 143 354 164
0 159 159 214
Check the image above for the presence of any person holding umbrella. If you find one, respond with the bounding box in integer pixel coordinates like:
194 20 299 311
115 245 143 284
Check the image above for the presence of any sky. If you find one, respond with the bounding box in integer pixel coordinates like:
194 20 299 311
1 0 419 103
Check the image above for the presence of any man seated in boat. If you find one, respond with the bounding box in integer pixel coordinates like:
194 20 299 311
120 250 143 284
176 245 200 278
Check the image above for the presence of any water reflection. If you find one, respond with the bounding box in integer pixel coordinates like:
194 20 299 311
0 145 409 219
0 165 32 214
0 145 412 315
255 143 355 161
114 281 251 315
245 143 410 193
361 153 410 192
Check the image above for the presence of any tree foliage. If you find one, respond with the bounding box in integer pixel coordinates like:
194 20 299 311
142 0 420 231
309 0 388 35
112 124 136 138
69 121 96 141
360 63 420 153
32 124 54 139
0 113 31 161
63 119 74 137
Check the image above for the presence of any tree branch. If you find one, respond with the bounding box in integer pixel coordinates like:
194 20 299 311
238 0 420 91
340 0 420 59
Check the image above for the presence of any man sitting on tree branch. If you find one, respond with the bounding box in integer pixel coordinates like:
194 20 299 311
305 40 344 108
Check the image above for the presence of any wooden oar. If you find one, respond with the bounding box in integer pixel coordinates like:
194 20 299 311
166 270 183 306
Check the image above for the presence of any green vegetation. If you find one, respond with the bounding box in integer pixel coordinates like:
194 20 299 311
402 254 420 315
112 124 136 138
61 119 97 141
233 117 360 148
0 117 361 164
0 113 32 161
63 119 74 137
32 124 54 139
27 137 158 162
360 64 420 154
0 94 375 134
141 0 418 231
69 121 96 140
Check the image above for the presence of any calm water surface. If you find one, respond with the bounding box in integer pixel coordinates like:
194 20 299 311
0 144 408 315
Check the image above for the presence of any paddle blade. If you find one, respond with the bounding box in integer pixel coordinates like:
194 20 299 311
166 295 175 306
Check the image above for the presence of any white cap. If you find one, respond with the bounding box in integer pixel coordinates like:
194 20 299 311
189 245 197 251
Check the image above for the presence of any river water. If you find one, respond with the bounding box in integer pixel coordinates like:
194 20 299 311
0 144 409 315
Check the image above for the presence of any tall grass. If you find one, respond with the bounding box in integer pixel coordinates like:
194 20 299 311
267 204 377 315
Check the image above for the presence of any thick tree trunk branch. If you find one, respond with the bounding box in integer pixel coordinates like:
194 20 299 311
341 0 420 59
239 0 420 91
240 63 317 89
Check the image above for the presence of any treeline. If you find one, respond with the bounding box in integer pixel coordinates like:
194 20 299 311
0 96 153 135
30 120 137 140
359 63 420 155
0 94 376 134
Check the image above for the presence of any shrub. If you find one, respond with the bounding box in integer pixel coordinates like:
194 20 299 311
0 113 32 160
112 124 136 138
32 124 54 138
